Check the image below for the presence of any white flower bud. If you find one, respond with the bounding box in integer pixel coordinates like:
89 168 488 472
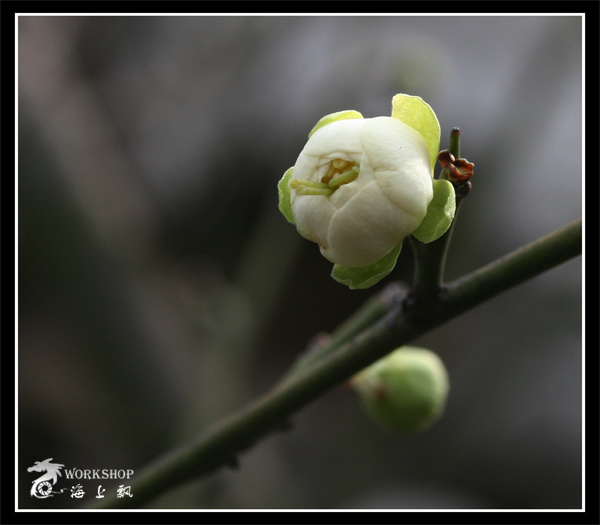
278 94 454 289
290 116 433 268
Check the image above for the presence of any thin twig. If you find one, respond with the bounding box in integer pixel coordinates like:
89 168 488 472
92 218 581 509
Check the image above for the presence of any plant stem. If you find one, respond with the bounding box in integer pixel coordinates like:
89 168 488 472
409 127 469 312
278 281 408 383
449 127 461 158
442 219 582 318
91 218 581 509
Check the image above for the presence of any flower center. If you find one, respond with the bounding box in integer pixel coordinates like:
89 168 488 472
291 158 359 196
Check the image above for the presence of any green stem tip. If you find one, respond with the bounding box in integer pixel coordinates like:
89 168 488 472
449 127 460 159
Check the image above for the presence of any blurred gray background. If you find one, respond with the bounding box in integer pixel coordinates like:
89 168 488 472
18 15 582 510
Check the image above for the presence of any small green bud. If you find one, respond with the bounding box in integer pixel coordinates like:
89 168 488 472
351 347 449 432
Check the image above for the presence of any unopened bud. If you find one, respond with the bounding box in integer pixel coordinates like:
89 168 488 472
351 346 449 431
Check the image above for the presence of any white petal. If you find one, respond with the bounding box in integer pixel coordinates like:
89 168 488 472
322 181 421 267
291 120 364 184
290 152 321 186
328 159 373 210
302 118 365 158
361 117 433 219
292 194 337 247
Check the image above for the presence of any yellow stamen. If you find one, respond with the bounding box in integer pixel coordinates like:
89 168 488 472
291 160 359 197
332 158 348 170
290 179 330 190
321 163 338 184
328 166 360 188
295 185 334 196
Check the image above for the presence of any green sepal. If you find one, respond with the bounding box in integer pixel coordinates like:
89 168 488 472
391 94 441 174
331 241 403 290
411 178 456 244
308 110 364 138
277 167 295 224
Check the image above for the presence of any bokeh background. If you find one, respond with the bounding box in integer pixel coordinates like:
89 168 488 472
18 15 583 510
